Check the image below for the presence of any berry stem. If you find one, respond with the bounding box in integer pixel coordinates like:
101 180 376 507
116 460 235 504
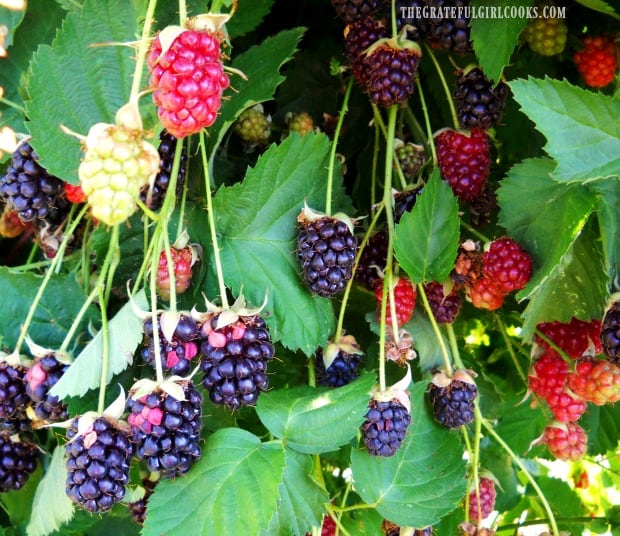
390 0 397 38
415 78 438 165
417 283 453 375
424 45 459 130
149 230 165 384
12 205 88 354
496 517 611 533
129 0 158 101
402 105 428 148
162 228 178 313
179 0 187 26
533 329 573 364
0 96 25 114
481 414 560 536
307 357 316 388
325 78 353 216
199 131 229 309
494 314 527 383
371 105 408 190
58 284 99 354
460 220 490 243
8 252 80 272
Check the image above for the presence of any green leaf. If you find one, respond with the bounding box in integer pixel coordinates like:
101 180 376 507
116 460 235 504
0 463 42 528
591 179 620 276
26 0 138 183
0 6 25 51
256 373 375 454
580 404 620 456
26 447 74 536
576 0 620 19
143 428 286 536
50 290 147 399
0 267 97 352
226 0 275 38
350 382 467 527
264 449 328 535
470 0 534 82
208 27 305 158
213 132 352 355
509 77 620 182
394 168 460 284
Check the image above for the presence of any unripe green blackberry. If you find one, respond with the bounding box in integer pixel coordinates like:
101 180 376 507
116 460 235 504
79 122 160 226
285 112 316 137
522 15 567 56
233 106 271 147
394 142 425 182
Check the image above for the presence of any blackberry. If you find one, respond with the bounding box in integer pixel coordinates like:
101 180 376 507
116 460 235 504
361 38 421 108
331 0 381 24
361 398 411 456
315 336 363 387
451 242 483 289
0 362 30 420
428 369 477 429
426 0 472 55
141 313 200 377
601 298 620 364
139 130 187 211
396 0 429 42
127 382 202 478
454 67 508 130
233 106 271 147
0 411 31 436
0 141 67 223
355 229 388 290
0 433 38 492
297 211 358 298
65 415 133 513
424 281 462 324
128 477 157 525
25 354 69 423
394 186 422 222
344 16 388 85
394 142 426 183
468 185 498 226
200 313 275 409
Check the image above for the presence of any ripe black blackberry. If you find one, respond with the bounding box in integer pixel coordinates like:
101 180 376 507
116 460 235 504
361 38 421 108
315 336 363 387
141 313 201 377
127 382 202 478
0 362 30 420
297 211 358 298
0 433 38 492
0 411 31 436
428 370 477 429
128 477 157 525
344 16 388 85
394 186 422 223
426 0 472 55
139 130 187 211
331 0 381 24
396 0 429 42
355 229 388 290
601 298 620 364
25 353 69 423
200 313 275 409
454 67 508 130
361 398 411 456
424 281 462 324
65 415 133 513
0 141 67 223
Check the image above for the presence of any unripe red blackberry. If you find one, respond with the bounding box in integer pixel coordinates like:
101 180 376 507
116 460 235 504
65 415 133 513
0 433 38 492
285 112 316 137
200 311 275 409
536 318 602 360
331 0 381 24
141 313 201 377
468 277 505 311
466 476 496 522
361 398 411 456
297 209 358 298
25 353 69 423
344 16 388 85
355 229 388 290
574 36 618 88
0 362 30 420
428 369 477 429
127 381 202 478
315 336 363 388
374 276 416 327
567 358 620 405
426 0 473 55
541 422 587 461
454 67 509 130
0 141 68 223
156 246 196 301
140 130 188 211
601 298 620 364
424 281 462 324
482 237 533 294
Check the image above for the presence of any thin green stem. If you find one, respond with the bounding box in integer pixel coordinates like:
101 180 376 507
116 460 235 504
332 502 378 513
371 105 407 190
9 252 79 272
424 44 458 129
58 284 99 354
308 357 316 388
461 429 475 523
13 205 88 354
97 284 109 414
199 131 229 308
417 283 452 374
0 96 25 114
390 0 397 37
460 220 491 243
402 105 428 147
496 517 610 533
149 230 165 384
495 314 527 383
25 243 38 266
325 78 353 216
481 415 560 536
130 0 158 100
80 217 93 294
415 78 437 165
162 229 178 312
179 0 187 25
103 229 120 307
371 120 380 210
325 504 352 536
446 323 465 369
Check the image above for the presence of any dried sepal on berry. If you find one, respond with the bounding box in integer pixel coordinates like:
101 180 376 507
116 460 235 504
385 327 417 365
428 369 478 429
316 334 363 388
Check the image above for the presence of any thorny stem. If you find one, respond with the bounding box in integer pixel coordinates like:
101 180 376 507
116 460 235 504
325 78 353 216
481 414 560 536
415 78 437 165
417 283 452 375
13 205 88 354
495 314 527 383
199 130 229 308
424 44 459 130
371 119 380 210
130 0 158 100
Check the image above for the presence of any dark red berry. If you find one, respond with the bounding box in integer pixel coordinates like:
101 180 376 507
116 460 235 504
536 318 602 360
466 476 496 522
156 246 195 301
374 277 416 327
482 237 532 294
424 281 462 324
